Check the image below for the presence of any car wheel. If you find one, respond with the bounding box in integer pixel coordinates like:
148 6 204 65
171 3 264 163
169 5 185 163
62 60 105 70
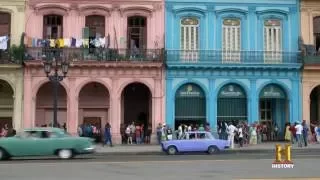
167 146 177 155
58 149 73 159
207 145 219 154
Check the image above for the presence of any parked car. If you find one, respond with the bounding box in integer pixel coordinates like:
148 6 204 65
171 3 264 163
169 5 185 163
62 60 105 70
161 131 229 155
0 127 95 160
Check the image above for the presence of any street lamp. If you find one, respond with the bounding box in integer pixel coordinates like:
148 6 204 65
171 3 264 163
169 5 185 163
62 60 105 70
42 50 69 127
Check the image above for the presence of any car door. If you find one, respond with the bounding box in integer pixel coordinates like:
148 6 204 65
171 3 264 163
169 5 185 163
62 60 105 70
196 132 211 151
183 132 202 152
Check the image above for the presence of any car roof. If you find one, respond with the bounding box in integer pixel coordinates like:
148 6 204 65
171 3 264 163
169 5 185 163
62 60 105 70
23 127 63 132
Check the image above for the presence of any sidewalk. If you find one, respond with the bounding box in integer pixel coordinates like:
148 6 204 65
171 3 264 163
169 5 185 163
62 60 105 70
94 142 320 155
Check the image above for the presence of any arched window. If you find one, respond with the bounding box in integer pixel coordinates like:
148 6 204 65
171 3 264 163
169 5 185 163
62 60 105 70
222 18 241 62
313 17 320 51
43 15 63 39
180 17 199 62
264 19 282 52
180 17 199 51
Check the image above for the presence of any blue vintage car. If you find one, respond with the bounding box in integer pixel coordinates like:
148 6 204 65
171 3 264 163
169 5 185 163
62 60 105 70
161 131 229 155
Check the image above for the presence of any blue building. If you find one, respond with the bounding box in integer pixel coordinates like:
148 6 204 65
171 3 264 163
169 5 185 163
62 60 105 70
165 0 302 138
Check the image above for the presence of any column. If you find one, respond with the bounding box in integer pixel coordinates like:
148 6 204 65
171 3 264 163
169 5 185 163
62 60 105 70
209 78 216 131
13 75 23 130
110 78 121 144
302 89 310 124
23 75 32 128
166 79 173 127
67 78 78 135
207 6 215 49
250 79 258 124
291 79 300 123
248 7 256 50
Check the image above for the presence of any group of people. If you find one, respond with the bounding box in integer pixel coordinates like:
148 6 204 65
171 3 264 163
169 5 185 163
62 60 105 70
121 122 152 145
284 120 320 147
78 123 113 146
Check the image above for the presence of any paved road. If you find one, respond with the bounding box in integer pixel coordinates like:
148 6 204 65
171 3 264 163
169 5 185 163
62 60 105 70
0 150 319 163
0 154 319 180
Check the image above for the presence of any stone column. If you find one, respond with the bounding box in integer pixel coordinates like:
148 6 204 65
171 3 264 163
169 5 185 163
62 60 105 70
110 78 121 144
150 78 162 143
13 75 23 130
302 83 311 124
67 78 78 135
23 74 32 128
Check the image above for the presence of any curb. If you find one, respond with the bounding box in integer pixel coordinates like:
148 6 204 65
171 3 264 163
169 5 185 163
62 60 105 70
94 148 320 156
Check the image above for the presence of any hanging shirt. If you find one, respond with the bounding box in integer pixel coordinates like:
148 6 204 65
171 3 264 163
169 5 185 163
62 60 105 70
49 39 55 47
82 39 89 48
0 36 9 50
99 37 106 48
64 38 71 47
58 39 64 48
76 39 83 48
71 38 76 47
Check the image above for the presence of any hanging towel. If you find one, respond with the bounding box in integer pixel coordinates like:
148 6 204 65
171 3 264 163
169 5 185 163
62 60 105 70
64 38 71 47
49 39 55 47
75 39 83 48
27 37 32 47
82 39 89 48
58 39 64 48
71 38 76 47
32 38 37 47
99 37 106 48
0 36 9 50
37 39 42 47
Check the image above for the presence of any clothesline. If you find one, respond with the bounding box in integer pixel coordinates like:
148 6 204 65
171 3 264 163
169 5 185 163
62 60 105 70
25 36 110 48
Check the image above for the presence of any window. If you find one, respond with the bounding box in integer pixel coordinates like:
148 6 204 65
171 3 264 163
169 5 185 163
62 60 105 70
222 19 241 62
0 12 10 50
180 17 199 62
43 15 63 39
314 17 320 53
260 100 272 122
264 19 282 63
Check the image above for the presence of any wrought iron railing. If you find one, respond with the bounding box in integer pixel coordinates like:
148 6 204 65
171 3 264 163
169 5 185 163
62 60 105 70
0 48 23 64
302 45 320 65
25 47 164 62
166 50 301 65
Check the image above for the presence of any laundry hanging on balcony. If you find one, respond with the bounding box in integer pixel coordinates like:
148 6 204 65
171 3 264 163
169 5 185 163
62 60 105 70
0 35 9 50
25 36 109 49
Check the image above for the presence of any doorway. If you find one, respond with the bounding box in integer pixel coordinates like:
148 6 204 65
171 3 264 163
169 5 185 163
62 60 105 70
127 16 147 50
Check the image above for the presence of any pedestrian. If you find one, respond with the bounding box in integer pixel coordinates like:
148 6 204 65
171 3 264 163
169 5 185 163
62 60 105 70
104 123 113 147
285 123 291 142
135 124 142 144
227 122 237 149
238 124 244 148
249 124 257 145
302 120 309 147
126 125 132 144
295 122 303 147
156 123 162 144
315 124 320 143
166 125 173 140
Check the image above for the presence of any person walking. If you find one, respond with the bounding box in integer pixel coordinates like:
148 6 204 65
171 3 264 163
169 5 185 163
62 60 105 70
104 123 113 147
227 122 237 149
302 120 309 147
295 122 303 147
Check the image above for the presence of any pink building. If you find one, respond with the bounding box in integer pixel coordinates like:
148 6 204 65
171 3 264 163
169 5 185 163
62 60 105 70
23 0 165 143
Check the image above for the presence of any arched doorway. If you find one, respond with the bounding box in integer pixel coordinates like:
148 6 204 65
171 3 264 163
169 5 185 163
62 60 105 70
0 80 14 129
35 82 67 127
175 83 206 130
78 82 109 132
217 83 247 125
310 85 320 125
121 83 151 128
259 84 288 141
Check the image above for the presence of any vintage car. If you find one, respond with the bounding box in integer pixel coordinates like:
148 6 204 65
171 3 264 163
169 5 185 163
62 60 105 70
0 127 95 160
161 131 229 155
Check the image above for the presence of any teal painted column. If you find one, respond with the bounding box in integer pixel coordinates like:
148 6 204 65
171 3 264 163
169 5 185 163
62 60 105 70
207 6 215 50
209 79 216 132
166 78 174 127
291 79 300 123
250 79 258 124
248 6 256 50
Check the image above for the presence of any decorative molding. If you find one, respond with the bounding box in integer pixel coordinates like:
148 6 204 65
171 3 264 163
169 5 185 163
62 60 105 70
78 5 111 17
34 4 70 16
165 4 173 11
152 3 163 11
17 6 25 12
119 6 153 18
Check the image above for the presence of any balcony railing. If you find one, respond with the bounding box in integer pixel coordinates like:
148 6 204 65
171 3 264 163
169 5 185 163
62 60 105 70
0 49 23 64
302 45 320 65
25 47 163 62
166 50 301 65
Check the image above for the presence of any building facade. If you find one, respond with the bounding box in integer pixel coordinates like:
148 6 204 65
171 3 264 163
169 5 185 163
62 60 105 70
165 0 302 138
0 0 25 130
301 0 320 125
23 0 165 143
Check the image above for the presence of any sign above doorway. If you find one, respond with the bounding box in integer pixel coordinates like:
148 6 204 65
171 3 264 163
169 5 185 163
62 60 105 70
260 85 286 99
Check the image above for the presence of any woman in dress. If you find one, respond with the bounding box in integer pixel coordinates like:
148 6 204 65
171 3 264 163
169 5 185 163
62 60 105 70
285 123 291 142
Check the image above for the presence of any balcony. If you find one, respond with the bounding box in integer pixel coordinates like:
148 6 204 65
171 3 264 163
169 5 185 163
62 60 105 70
0 48 23 65
25 47 163 63
302 45 320 65
166 50 301 68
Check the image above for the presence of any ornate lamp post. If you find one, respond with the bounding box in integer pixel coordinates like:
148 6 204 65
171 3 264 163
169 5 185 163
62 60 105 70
42 51 69 127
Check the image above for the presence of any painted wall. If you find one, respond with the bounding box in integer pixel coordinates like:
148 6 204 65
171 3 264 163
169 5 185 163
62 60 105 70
0 0 25 46
25 0 164 49
165 0 302 132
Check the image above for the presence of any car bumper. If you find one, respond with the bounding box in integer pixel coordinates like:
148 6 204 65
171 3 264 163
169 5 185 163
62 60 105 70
81 145 96 154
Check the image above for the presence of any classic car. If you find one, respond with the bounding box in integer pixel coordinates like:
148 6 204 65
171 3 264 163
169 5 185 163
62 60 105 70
161 131 229 155
0 127 95 160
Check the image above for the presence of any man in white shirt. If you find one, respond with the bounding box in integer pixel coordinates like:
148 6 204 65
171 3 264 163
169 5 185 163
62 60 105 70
295 122 303 147
227 123 238 149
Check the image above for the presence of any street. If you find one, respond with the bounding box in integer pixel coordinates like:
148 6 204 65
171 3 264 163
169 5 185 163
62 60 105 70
0 151 319 180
